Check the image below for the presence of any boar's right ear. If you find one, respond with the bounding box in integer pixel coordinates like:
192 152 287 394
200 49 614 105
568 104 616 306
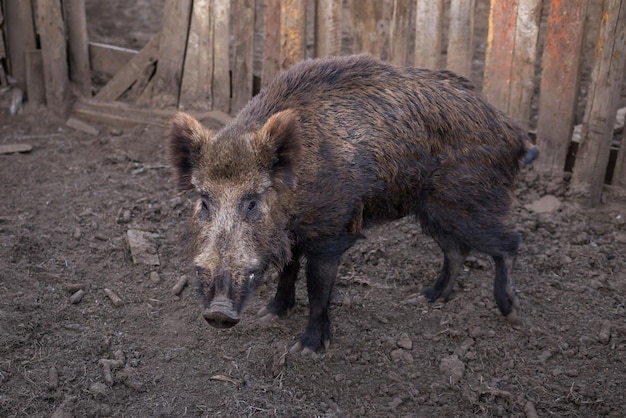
255 109 301 191
167 112 210 190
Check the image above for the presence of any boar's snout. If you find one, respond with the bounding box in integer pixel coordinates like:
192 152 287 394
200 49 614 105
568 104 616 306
202 298 240 328
200 269 241 328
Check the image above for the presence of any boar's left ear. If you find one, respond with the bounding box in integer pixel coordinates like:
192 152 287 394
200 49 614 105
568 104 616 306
167 112 211 190
255 109 301 191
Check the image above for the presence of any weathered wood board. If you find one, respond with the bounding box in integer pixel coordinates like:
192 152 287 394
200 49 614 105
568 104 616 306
280 0 307 69
231 0 255 113
572 0 626 205
73 99 232 129
25 49 45 107
148 0 192 109
414 0 443 69
447 0 475 78
483 0 542 129
179 0 213 111
36 0 71 118
4 0 37 88
534 0 588 176
315 0 342 57
89 43 138 77
94 34 160 102
212 0 231 112
349 0 390 58
389 0 411 66
262 0 281 88
63 0 91 96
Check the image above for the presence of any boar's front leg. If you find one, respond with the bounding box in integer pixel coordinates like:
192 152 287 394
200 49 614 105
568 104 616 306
423 240 470 302
257 246 301 321
289 251 340 355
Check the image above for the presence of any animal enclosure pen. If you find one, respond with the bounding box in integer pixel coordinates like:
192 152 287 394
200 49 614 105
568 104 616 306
1 1 626 417
3 0 625 206
1 0 625 205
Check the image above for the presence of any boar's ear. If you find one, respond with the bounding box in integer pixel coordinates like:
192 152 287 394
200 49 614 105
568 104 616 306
255 109 301 191
167 112 211 190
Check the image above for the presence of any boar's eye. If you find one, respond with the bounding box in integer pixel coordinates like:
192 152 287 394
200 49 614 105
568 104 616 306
199 196 212 220
243 197 261 222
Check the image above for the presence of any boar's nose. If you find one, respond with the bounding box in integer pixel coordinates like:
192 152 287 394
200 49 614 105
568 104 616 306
213 269 231 296
202 297 240 329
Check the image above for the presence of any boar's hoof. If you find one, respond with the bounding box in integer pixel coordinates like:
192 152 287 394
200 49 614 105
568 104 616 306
202 299 240 329
256 306 279 323
422 287 443 303
289 338 331 357
505 309 522 326
289 342 319 358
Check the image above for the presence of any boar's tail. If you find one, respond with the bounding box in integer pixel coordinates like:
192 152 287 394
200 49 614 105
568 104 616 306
521 139 539 166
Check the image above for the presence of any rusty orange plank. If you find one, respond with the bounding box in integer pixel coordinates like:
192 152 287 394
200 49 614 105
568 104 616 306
535 0 588 176
483 0 518 112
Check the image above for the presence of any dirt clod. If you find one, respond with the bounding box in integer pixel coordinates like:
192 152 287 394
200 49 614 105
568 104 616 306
396 333 413 350
598 320 612 344
439 355 465 385
126 229 160 265
69 289 85 304
89 382 108 399
171 275 188 295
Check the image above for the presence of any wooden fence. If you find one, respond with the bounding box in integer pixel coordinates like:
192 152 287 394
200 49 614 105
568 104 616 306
0 0 625 206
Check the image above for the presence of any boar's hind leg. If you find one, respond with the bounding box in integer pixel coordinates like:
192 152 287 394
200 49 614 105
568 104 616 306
474 227 521 323
493 253 521 324
422 241 470 302
258 246 301 321
290 252 340 355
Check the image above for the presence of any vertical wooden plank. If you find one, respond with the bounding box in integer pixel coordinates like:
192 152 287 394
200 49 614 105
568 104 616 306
508 0 542 129
483 0 541 129
231 0 255 113
36 0 71 118
63 0 91 96
24 49 45 107
4 0 37 88
253 0 265 79
350 0 389 58
180 0 213 111
414 0 443 69
447 0 475 78
389 0 411 66
0 4 7 86
280 0 306 69
534 0 588 176
614 128 626 189
212 0 231 112
149 0 192 109
315 0 342 57
571 0 626 206
305 0 316 59
262 0 281 87
483 0 517 110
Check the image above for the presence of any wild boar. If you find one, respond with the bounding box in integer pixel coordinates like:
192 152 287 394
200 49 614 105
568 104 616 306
167 54 537 354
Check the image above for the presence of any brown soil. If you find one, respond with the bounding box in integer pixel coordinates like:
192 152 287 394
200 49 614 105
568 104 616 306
1 1 626 417
2 106 625 418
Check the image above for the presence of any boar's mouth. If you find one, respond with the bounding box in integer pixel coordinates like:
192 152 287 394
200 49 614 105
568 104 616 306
197 268 263 329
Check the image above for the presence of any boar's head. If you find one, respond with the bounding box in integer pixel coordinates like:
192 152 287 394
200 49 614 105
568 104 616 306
167 110 300 328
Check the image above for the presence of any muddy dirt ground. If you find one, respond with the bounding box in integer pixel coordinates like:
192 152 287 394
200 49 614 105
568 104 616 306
2 1 626 417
